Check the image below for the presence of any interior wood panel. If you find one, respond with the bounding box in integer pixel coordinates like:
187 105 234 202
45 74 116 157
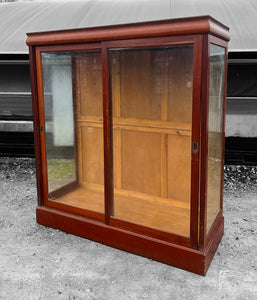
81 126 104 186
77 53 102 118
119 50 161 120
167 134 191 203
160 133 168 198
111 52 121 118
120 130 161 196
113 128 122 189
167 47 193 123
75 51 104 190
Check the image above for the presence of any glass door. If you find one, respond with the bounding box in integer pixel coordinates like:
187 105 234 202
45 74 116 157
36 37 201 242
109 44 194 237
41 52 77 197
39 49 105 216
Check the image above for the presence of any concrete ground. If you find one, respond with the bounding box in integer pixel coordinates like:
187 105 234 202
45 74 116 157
0 158 256 300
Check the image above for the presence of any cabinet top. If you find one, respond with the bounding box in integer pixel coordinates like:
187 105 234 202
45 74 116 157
26 15 229 47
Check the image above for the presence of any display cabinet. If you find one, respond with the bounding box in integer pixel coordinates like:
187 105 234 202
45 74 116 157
26 16 229 275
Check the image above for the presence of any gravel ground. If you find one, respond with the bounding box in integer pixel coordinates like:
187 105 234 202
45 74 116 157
0 157 257 300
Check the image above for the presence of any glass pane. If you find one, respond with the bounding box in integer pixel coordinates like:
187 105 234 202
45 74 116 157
207 44 225 233
42 53 76 194
41 51 104 213
110 46 193 236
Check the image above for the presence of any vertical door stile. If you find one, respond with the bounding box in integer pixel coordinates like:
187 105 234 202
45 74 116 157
112 52 122 191
199 34 210 251
220 42 229 216
190 36 202 249
35 47 49 204
71 57 80 186
160 51 168 199
102 43 113 224
74 56 83 185
29 46 44 206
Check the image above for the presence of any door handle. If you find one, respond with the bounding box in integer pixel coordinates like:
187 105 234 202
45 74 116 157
40 125 44 134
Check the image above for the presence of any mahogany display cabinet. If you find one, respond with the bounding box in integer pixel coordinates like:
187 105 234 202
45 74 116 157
26 16 229 275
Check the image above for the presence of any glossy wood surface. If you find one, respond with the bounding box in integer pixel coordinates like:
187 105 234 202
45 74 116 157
29 46 44 206
35 47 49 204
28 16 229 275
199 34 210 251
189 36 202 249
36 206 224 275
26 16 229 46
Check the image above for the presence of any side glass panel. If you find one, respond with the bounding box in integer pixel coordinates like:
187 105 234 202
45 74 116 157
41 51 104 213
109 46 193 236
206 44 225 233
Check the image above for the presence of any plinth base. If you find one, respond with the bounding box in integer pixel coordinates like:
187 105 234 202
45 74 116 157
36 206 224 275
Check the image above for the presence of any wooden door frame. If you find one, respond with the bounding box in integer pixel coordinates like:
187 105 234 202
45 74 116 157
34 43 105 223
102 35 202 249
32 36 203 248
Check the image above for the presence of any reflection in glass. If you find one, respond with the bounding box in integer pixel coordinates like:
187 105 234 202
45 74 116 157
42 53 76 195
110 46 193 236
41 51 104 213
207 44 225 233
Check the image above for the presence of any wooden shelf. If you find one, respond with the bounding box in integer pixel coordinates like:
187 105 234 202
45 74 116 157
54 186 190 237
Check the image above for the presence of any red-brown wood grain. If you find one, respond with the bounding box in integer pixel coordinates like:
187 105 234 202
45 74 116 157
36 206 224 275
26 16 229 46
110 217 190 247
206 210 223 247
199 34 210 251
46 200 105 223
190 35 202 249
29 46 44 206
37 206 203 274
35 47 49 206
27 16 229 275
102 44 114 224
